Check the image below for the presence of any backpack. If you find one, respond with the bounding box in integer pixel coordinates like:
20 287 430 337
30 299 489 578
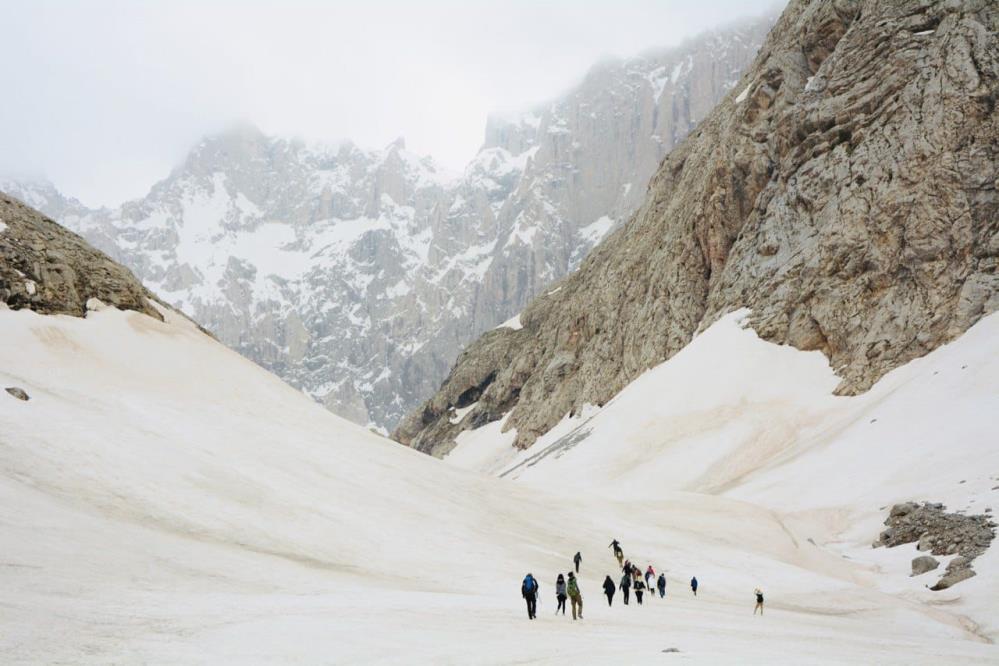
567 577 580 597
523 575 537 594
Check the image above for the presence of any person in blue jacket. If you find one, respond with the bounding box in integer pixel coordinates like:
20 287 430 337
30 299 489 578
522 573 539 619
690 576 698 596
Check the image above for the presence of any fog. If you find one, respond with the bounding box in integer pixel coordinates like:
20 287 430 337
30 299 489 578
2 0 780 206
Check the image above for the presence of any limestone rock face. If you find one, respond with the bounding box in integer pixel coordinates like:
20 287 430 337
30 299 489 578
397 0 999 454
0 194 160 319
4 15 771 430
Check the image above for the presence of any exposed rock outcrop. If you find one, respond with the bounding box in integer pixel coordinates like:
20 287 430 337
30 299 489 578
0 194 161 319
397 0 999 455
874 502 995 590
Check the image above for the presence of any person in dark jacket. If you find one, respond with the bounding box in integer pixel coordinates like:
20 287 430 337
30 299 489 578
657 573 667 598
619 571 631 605
602 575 616 606
690 576 698 596
634 578 645 605
555 574 567 615
522 573 539 619
754 588 764 615
573 551 582 573
609 539 623 566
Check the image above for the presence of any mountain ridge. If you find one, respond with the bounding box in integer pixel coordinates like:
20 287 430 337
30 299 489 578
2 14 774 429
396 0 999 455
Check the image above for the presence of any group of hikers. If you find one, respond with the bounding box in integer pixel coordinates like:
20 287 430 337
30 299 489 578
521 539 762 621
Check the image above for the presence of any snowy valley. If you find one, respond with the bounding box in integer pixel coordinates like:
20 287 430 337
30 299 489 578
1 293 997 663
2 0 998 663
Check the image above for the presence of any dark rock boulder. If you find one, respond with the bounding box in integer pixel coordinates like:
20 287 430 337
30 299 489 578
4 386 29 401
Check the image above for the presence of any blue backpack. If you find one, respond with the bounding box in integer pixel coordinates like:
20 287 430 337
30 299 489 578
523 575 537 594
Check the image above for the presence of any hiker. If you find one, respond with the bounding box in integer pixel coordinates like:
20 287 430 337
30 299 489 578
573 551 582 573
754 588 764 615
634 578 645 605
644 565 655 594
555 574 567 616
567 572 583 620
522 573 539 620
619 571 631 605
657 573 666 598
622 559 631 575
603 575 616 606
690 576 698 596
609 539 624 566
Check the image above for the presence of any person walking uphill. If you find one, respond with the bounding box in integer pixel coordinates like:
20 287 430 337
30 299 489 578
522 573 539 620
619 571 631 605
657 573 666 598
567 572 583 620
754 588 764 615
555 574 567 616
573 551 582 573
609 539 623 566
603 575 616 606
634 578 645 605
644 566 655 599
690 576 698 597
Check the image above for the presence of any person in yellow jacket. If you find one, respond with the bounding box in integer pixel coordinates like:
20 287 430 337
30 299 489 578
567 572 583 620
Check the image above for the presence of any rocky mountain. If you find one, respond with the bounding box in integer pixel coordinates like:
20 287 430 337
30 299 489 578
2 14 772 430
396 0 999 455
0 193 161 319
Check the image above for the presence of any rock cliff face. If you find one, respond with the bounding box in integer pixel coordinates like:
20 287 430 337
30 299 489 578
3 15 771 430
0 194 160 319
396 0 999 455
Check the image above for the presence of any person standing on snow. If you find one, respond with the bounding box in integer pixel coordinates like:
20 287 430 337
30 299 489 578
690 576 698 597
619 571 631 605
644 565 655 597
634 578 646 605
555 574 567 616
609 539 624 566
567 572 584 620
657 573 667 598
522 573 539 619
603 575 616 606
754 588 764 615
573 551 582 573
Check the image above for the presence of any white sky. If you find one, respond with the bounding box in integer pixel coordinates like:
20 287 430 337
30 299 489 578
2 0 780 207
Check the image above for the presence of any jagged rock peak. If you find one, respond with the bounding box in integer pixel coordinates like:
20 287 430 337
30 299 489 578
395 0 999 456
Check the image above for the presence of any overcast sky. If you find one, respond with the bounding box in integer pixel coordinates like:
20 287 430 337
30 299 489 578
2 0 780 207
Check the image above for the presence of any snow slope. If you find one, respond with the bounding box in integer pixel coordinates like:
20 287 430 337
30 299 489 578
451 310 999 646
1 304 996 663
